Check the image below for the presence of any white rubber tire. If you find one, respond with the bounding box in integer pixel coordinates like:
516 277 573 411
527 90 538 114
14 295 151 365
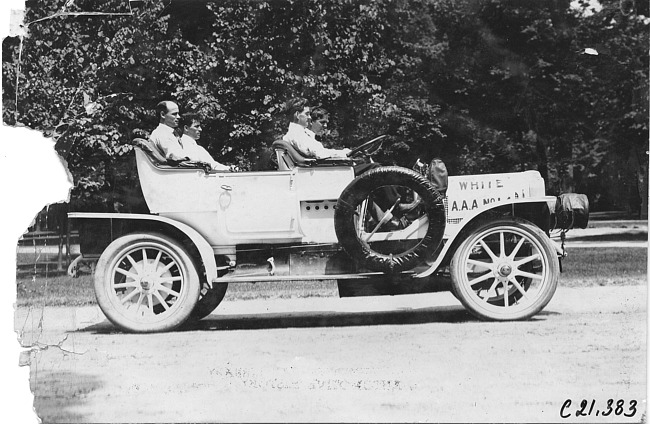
94 232 200 332
450 218 559 321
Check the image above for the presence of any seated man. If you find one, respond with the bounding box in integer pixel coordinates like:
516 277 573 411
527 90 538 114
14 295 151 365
178 112 230 171
150 101 229 171
282 98 376 174
150 100 185 161
282 97 404 228
282 97 350 159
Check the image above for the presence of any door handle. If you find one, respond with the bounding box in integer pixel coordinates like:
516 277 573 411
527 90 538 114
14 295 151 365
221 184 232 191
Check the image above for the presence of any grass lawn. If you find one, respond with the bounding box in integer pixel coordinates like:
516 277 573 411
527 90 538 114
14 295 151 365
16 273 97 308
15 247 647 308
14 274 339 308
559 247 647 287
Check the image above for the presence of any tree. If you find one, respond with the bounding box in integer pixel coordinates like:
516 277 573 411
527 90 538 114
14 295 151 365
3 0 647 215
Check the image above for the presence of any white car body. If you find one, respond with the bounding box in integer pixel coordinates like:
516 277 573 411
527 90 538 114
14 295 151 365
69 139 582 332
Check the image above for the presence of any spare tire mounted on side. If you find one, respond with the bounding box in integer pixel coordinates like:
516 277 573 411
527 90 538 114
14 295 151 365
334 166 446 273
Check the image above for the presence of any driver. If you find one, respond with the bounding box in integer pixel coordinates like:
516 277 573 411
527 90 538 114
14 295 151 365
282 97 350 159
283 98 404 228
283 99 378 176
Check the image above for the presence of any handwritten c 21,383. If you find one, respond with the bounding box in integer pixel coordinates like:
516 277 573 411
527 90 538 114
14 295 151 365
560 399 637 418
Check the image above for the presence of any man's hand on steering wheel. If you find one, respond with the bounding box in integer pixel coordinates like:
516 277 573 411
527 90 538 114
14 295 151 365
346 135 387 158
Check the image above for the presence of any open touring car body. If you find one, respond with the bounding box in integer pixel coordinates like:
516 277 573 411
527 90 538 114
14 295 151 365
69 138 589 332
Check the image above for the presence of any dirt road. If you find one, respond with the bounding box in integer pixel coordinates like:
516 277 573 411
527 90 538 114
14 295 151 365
14 285 646 423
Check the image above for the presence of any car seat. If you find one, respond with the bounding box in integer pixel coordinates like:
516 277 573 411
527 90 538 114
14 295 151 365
133 138 169 167
271 139 316 170
132 138 211 172
271 139 354 170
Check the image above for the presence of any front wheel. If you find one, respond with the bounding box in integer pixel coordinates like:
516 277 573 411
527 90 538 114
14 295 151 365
450 218 559 321
94 232 201 332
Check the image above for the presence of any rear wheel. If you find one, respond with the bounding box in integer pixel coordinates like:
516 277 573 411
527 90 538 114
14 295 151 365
450 218 559 321
94 232 200 332
190 282 228 320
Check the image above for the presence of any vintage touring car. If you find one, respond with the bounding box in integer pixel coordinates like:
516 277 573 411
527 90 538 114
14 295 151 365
69 135 589 332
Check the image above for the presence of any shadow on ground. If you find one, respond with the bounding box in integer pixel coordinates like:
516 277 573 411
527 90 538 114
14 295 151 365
83 305 557 333
30 369 102 423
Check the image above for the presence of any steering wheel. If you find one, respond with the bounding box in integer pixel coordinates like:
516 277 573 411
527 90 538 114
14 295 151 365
347 135 387 157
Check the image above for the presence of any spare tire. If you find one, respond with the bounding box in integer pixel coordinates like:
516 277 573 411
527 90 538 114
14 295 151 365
334 166 446 273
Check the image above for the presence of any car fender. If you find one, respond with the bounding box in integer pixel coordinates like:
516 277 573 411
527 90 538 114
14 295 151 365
68 212 218 288
416 196 557 279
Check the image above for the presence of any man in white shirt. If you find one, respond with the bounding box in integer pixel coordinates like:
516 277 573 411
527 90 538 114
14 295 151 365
179 113 230 171
150 101 229 171
282 97 405 229
150 101 186 162
282 97 350 159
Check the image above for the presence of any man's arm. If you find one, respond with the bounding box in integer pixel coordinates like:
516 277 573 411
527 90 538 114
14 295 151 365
210 161 231 172
287 128 349 159
326 146 351 158
192 143 231 171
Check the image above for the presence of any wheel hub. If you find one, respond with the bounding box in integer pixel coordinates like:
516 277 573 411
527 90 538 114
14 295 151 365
140 275 155 292
497 263 512 277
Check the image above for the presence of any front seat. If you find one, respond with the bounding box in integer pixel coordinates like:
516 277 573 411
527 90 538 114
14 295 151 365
271 139 316 170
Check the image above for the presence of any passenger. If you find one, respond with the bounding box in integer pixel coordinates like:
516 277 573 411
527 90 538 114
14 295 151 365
150 101 230 171
150 100 185 162
178 113 230 172
282 97 350 159
308 106 329 140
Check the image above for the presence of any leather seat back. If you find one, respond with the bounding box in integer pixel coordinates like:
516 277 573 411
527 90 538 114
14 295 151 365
271 139 316 169
133 138 168 166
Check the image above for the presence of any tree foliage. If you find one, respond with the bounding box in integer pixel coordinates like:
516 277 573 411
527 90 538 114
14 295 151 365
3 0 648 215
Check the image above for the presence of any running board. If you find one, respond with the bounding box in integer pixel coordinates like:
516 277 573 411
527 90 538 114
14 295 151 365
213 271 414 284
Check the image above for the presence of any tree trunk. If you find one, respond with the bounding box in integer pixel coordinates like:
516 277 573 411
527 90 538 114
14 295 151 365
534 133 549 185
631 146 648 219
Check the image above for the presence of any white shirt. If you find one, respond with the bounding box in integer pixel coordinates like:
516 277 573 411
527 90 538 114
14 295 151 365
179 134 230 171
150 123 186 161
150 123 229 171
282 122 348 159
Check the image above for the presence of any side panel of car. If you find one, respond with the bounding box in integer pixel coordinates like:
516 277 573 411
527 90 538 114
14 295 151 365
295 166 355 243
136 149 221 214
138 146 357 246
294 166 356 201
443 170 547 232
137 149 303 245
164 171 304 245
160 168 356 246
